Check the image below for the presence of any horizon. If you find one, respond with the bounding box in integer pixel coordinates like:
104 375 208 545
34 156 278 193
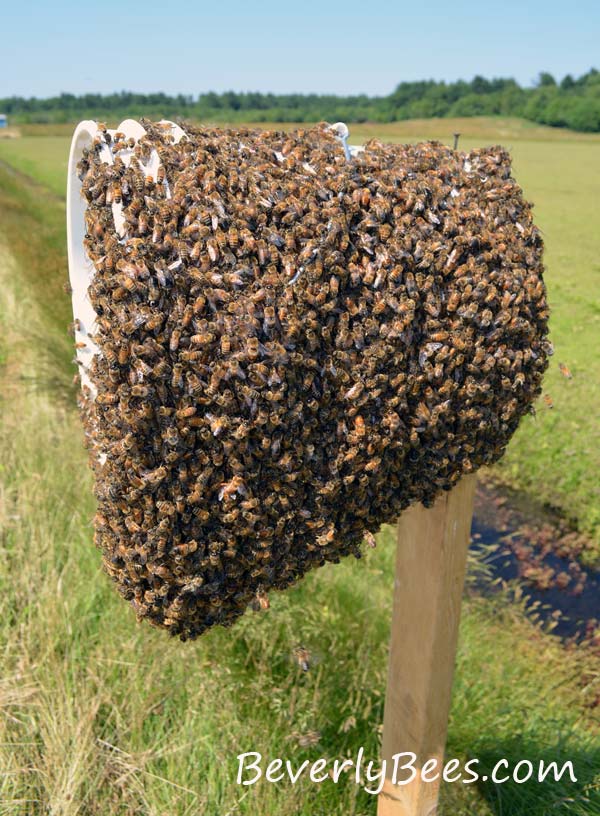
2 68 597 103
1 65 599 100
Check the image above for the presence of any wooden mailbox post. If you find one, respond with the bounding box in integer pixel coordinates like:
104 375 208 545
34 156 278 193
378 475 477 816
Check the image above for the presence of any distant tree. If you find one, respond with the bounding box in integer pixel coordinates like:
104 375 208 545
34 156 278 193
567 99 600 131
1 68 599 132
537 72 557 87
221 92 241 111
450 93 499 116
561 74 575 90
576 68 599 87
470 75 492 94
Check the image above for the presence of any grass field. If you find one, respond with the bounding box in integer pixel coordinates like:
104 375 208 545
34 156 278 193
0 135 68 197
0 116 599 815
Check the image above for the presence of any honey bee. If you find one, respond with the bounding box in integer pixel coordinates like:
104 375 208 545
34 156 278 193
364 531 377 549
172 539 198 558
446 292 461 312
344 382 363 401
252 589 270 611
558 363 572 379
176 406 197 419
144 466 167 486
218 475 247 501
292 645 312 672
295 731 321 748
206 238 219 263
96 392 119 405
353 415 365 437
227 227 240 250
244 336 260 361
191 332 215 346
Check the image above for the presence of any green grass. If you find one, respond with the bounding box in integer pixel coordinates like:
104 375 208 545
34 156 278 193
0 116 599 815
0 135 68 198
498 141 600 543
0 160 72 384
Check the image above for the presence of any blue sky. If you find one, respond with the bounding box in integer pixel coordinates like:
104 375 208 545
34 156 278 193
2 0 599 98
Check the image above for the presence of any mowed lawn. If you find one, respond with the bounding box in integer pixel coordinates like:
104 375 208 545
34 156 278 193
0 135 68 197
1 116 599 548
0 117 599 815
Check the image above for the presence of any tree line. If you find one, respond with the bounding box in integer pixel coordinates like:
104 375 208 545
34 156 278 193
2 69 599 132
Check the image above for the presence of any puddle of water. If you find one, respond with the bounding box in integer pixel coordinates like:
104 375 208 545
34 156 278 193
471 520 600 640
470 484 600 644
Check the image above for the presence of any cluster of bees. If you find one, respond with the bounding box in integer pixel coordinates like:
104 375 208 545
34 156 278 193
76 121 550 639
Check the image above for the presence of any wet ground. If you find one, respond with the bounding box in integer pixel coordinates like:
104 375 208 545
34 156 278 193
471 480 600 650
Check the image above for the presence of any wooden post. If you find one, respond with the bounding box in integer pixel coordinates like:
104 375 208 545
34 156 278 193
377 475 477 816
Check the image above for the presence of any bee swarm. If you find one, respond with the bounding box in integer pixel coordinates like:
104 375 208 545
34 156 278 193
77 122 550 639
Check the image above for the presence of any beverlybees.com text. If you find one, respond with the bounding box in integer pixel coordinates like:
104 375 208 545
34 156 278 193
236 749 577 795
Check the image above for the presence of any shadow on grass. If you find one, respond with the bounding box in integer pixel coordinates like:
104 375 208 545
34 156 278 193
464 736 600 815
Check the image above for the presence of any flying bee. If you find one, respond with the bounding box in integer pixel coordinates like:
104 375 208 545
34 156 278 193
292 645 313 672
291 729 322 748
558 363 572 379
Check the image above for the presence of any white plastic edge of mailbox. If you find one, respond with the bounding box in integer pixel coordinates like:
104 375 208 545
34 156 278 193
66 119 361 397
